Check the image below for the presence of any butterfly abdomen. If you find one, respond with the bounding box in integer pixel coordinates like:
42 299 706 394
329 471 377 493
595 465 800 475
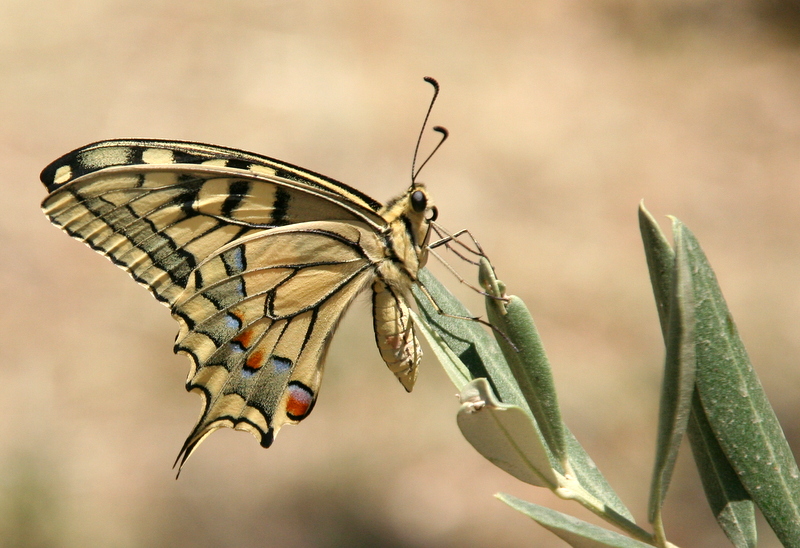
371 279 421 391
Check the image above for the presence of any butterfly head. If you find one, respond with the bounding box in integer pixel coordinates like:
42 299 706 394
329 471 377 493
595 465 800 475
380 184 437 269
411 187 438 266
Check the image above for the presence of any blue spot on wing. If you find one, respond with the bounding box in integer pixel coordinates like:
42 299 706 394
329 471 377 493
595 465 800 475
225 314 242 330
271 356 292 372
222 246 246 274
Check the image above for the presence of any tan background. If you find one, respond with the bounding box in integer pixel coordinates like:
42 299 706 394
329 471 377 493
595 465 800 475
3 1 800 546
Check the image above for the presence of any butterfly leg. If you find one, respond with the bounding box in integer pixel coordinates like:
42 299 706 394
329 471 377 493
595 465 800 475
418 227 519 349
427 224 508 303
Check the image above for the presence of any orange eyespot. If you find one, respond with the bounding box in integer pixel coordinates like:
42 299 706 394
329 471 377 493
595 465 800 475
285 382 314 420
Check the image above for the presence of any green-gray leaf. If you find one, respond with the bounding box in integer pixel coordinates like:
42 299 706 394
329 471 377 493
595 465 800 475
497 493 652 548
410 308 472 389
638 202 675 338
640 205 758 544
684 222 800 545
413 268 529 412
414 266 633 521
687 388 756 548
648 220 697 522
480 258 568 466
457 378 558 488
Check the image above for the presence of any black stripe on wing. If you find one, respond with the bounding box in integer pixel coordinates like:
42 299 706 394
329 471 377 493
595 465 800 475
40 139 384 213
170 225 379 472
42 173 262 305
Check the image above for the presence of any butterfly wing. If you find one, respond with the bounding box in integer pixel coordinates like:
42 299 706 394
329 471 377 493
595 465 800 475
40 139 386 306
40 139 435 467
41 139 384 211
39 140 392 465
171 220 384 468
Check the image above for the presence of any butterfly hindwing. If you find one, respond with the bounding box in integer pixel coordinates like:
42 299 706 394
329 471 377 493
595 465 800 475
171 221 384 466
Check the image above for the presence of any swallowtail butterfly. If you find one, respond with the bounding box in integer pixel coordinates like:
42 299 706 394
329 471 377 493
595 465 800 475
40 79 445 471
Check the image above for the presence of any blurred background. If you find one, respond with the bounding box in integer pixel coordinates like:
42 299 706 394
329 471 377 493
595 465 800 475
3 1 800 546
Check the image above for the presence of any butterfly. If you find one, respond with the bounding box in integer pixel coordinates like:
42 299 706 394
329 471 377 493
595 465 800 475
40 79 446 471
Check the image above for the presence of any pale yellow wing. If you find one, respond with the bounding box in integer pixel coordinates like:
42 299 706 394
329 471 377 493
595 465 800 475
39 139 436 469
40 139 385 306
171 220 385 468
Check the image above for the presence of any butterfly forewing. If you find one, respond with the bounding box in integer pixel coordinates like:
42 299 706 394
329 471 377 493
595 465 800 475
42 140 385 306
41 139 384 213
40 139 433 469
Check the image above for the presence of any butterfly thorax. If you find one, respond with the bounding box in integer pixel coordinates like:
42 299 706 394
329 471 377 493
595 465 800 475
377 184 434 285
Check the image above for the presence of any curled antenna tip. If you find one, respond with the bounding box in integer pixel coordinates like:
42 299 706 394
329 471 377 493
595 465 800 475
412 77 445 183
412 126 449 183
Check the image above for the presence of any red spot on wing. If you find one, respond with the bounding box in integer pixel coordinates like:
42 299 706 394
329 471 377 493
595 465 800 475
285 383 314 420
234 328 255 348
246 349 265 370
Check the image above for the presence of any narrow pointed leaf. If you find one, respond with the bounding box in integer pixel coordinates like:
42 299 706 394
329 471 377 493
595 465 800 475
409 308 471 388
480 258 567 464
641 205 758 542
415 266 633 520
638 202 675 337
497 493 652 548
458 378 558 488
413 268 528 411
562 431 635 522
687 389 756 548
683 222 800 545
648 220 697 521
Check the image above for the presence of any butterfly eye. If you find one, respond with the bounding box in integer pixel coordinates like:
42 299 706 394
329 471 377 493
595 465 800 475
411 190 427 213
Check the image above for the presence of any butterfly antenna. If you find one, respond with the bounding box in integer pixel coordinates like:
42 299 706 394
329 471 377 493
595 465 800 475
412 77 449 184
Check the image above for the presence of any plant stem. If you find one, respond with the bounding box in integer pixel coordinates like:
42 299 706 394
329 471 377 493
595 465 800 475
554 474 681 547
